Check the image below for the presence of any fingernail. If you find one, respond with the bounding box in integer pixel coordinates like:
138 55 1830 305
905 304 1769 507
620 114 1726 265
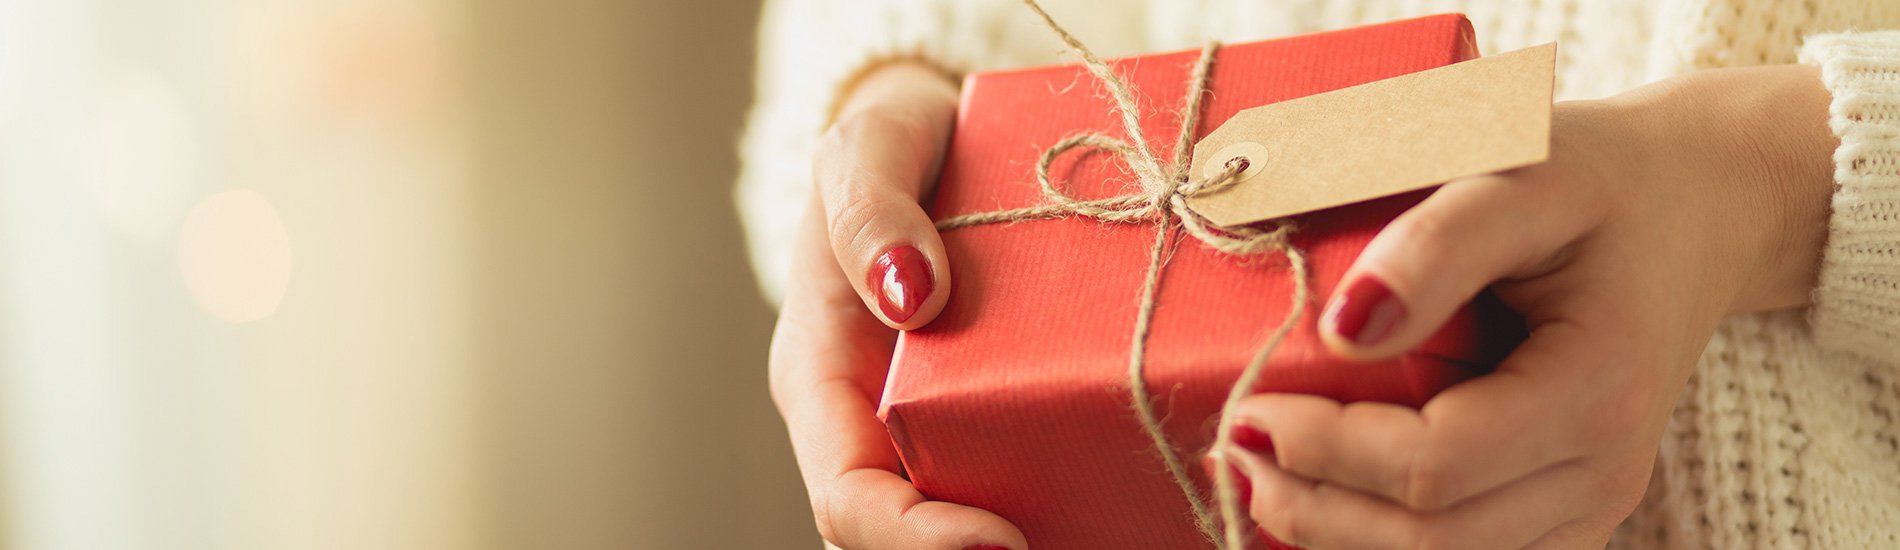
870 245 933 324
1322 275 1406 347
1231 424 1275 458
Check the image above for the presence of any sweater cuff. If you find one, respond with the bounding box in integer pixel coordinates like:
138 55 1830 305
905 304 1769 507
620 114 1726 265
1799 31 1900 362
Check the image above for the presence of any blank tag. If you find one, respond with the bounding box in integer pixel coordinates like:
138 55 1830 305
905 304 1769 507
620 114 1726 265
1185 43 1557 227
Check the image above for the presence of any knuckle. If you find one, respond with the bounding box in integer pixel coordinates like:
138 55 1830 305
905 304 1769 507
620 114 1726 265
811 469 881 548
1260 508 1307 548
832 107 903 138
826 192 899 255
826 108 927 157
766 356 796 415
817 107 939 183
1255 486 1313 548
811 120 853 181
812 515 842 547
766 328 792 394
812 111 894 184
766 366 788 411
1401 445 1456 511
812 489 844 544
1276 441 1324 480
1387 207 1460 250
764 321 807 415
815 117 850 155
1521 239 1582 279
822 109 892 148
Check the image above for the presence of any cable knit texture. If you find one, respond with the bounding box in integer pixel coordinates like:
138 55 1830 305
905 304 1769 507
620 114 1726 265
737 1 1900 547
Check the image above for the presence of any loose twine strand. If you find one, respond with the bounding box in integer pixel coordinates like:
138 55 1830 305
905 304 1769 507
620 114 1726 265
933 1 1312 548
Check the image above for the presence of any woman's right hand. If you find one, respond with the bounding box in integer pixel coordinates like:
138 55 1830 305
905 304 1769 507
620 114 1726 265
769 63 1027 549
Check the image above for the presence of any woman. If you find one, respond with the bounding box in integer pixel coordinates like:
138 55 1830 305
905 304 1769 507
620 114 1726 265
739 0 1900 547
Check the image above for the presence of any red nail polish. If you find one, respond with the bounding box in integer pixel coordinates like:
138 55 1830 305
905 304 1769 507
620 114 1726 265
1232 425 1275 457
1323 276 1406 347
870 245 933 324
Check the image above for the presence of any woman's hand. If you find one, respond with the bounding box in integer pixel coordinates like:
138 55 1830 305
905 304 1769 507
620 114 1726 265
769 63 1027 549
1223 65 1838 548
813 63 963 330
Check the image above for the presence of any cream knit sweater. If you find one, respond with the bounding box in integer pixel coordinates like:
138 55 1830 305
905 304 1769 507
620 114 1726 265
737 0 1900 547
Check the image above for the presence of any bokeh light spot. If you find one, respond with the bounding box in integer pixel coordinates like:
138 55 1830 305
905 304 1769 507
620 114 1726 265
176 189 293 323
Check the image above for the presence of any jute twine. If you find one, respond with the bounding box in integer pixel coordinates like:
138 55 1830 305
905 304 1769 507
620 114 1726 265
933 1 1312 547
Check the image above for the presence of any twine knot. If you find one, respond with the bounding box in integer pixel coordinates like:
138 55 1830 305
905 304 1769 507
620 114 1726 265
933 51 1293 257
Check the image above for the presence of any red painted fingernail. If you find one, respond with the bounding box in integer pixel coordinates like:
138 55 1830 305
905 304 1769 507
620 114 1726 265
1232 425 1275 457
870 245 933 324
1323 276 1406 347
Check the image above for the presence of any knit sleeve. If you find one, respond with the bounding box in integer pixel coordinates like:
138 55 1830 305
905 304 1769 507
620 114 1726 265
1799 31 1900 363
735 0 1045 305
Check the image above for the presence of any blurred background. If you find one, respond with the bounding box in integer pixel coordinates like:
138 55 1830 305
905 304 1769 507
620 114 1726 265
0 0 814 548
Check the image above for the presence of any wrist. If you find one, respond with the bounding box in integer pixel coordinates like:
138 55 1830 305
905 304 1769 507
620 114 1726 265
1714 66 1836 314
1617 66 1836 315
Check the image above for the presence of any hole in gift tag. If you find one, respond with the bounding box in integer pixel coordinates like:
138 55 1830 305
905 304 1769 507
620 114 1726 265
1202 141 1268 188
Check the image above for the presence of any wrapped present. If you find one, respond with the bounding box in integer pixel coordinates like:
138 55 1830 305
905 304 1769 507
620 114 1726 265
878 12 1528 550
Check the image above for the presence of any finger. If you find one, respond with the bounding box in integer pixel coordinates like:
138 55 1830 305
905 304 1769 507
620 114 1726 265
814 64 960 330
830 469 1031 550
1319 168 1599 361
787 375 1028 548
1228 446 1602 550
773 203 1026 549
1233 322 1644 511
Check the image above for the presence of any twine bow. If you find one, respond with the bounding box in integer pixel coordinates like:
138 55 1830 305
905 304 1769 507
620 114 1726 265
933 1 1313 548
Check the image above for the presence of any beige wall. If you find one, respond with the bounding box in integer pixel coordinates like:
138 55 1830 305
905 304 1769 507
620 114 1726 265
462 0 811 547
0 0 811 548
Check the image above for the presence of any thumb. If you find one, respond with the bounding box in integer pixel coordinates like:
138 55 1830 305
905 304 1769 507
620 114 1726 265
814 64 959 330
1319 172 1593 361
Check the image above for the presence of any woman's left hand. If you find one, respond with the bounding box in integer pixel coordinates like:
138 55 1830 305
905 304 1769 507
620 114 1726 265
1222 65 1838 548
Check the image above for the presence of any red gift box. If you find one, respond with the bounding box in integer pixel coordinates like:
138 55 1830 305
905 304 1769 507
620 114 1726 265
880 14 1525 549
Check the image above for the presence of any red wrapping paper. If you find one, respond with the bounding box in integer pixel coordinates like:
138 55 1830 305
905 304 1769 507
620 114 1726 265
879 14 1526 549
